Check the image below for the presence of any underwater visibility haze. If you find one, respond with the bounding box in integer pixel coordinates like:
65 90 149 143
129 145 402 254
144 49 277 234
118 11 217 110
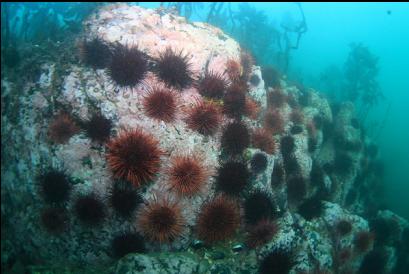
1 2 409 273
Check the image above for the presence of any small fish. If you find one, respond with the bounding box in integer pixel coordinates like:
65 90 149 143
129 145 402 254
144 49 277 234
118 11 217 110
192 239 204 249
232 244 244 252
387 10 392 15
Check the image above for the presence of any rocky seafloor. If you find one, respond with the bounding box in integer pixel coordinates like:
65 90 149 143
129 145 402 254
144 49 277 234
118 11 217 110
1 4 408 274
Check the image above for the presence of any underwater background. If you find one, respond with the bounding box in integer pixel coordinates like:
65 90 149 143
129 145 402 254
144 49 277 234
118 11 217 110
1 2 409 274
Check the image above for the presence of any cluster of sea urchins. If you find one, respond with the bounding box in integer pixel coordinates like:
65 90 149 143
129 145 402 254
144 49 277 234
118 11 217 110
37 34 310 271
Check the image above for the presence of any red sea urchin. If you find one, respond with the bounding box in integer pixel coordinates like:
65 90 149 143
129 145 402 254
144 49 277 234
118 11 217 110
185 100 222 136
106 129 162 187
226 59 242 82
252 128 277 155
264 110 284 134
267 88 287 108
142 85 178 123
137 196 185 243
354 231 374 253
244 97 260 120
108 43 148 88
167 154 210 196
155 47 193 90
48 113 79 144
196 195 240 243
290 109 304 124
198 71 227 100
240 51 254 81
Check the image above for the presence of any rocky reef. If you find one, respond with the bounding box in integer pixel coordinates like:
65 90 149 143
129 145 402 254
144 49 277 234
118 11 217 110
1 4 407 274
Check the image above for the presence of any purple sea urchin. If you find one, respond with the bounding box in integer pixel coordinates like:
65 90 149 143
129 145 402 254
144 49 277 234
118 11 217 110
259 249 294 274
244 190 276 225
221 121 250 155
250 152 268 174
108 43 148 88
37 169 72 205
280 136 295 156
287 176 307 202
216 161 250 196
111 232 146 258
79 37 111 69
298 196 325 221
74 193 106 227
108 180 142 218
40 207 69 234
155 47 193 89
261 66 281 89
223 83 247 119
83 113 112 143
246 219 279 249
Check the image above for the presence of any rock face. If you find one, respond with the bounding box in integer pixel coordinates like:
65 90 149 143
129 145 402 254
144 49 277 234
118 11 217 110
1 4 407 273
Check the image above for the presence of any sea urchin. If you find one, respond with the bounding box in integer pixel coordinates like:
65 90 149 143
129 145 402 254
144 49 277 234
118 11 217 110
259 249 294 274
74 193 106 227
37 169 72 205
108 179 143 218
196 195 240 243
111 232 146 258
244 190 276 225
137 197 185 243
246 219 279 249
142 85 178 123
40 207 69 234
221 121 250 155
108 43 148 88
82 113 113 143
48 113 79 144
216 161 250 196
198 71 227 100
155 47 193 90
106 129 162 187
252 128 276 155
167 154 210 196
79 37 111 69
185 100 222 136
